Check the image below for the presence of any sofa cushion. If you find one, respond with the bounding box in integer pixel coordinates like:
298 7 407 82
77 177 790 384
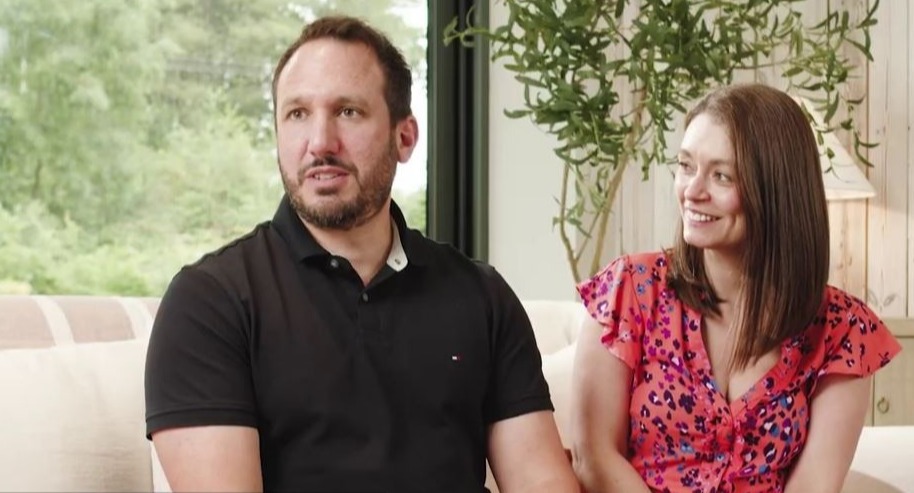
522 300 587 355
0 338 151 492
841 426 913 493
842 472 906 493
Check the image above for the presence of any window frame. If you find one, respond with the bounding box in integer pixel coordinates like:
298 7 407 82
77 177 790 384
427 1 489 261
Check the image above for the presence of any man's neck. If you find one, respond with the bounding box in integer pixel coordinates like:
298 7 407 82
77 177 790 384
302 204 394 286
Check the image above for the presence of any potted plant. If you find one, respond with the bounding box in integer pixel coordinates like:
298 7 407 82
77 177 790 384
446 0 878 282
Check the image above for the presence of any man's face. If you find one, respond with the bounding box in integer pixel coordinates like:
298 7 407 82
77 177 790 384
274 39 417 230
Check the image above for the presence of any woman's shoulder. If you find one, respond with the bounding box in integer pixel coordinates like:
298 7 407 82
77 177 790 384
577 250 673 308
821 285 881 327
623 250 669 267
599 250 670 279
579 251 670 291
797 285 901 378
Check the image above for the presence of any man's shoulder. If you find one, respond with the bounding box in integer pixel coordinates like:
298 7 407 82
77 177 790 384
181 221 280 280
407 231 501 277
402 231 513 299
158 221 287 315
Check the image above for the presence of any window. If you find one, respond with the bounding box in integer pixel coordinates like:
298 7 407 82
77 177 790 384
0 0 428 296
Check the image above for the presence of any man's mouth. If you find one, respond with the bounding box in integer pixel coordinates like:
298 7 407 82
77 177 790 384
310 172 347 181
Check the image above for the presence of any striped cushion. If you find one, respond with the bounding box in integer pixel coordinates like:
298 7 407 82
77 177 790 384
0 295 160 350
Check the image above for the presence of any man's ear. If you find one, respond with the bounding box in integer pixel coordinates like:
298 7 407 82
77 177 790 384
394 115 419 163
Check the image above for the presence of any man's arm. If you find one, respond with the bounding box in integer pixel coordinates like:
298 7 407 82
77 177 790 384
784 375 871 493
152 426 263 492
145 267 261 491
487 410 580 493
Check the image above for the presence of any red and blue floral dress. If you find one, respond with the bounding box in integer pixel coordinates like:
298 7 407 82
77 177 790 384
577 251 902 493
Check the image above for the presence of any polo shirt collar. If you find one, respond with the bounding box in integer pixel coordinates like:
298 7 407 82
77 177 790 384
272 194 429 267
387 220 408 272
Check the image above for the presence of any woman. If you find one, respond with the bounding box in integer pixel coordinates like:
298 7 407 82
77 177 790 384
570 83 901 493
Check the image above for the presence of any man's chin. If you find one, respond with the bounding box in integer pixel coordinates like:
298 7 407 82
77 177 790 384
293 192 345 212
287 189 389 231
295 202 364 230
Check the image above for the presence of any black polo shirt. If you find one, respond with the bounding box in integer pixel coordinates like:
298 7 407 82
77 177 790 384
145 196 552 493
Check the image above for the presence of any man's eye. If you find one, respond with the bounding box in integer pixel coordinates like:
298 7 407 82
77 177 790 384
340 107 359 118
288 109 305 120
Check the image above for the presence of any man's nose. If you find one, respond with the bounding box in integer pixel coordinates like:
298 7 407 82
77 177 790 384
308 115 341 157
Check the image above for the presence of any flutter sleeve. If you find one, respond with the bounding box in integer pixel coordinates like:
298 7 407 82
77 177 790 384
576 255 646 370
818 293 902 378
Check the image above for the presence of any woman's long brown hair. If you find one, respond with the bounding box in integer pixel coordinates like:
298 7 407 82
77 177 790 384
667 83 830 370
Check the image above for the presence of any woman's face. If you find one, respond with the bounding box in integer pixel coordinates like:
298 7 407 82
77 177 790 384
675 113 746 255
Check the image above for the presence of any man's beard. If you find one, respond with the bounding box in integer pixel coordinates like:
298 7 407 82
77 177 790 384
282 139 397 231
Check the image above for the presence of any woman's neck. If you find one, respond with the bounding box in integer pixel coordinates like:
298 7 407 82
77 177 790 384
703 249 744 305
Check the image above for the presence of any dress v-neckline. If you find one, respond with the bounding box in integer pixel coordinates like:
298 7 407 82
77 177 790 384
689 311 792 415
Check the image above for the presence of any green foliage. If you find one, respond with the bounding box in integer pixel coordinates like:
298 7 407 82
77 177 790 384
0 0 426 295
0 202 81 294
446 0 878 282
0 0 164 229
393 188 427 234
0 201 236 295
138 95 282 237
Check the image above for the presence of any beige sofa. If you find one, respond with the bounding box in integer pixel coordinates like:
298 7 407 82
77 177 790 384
0 295 910 492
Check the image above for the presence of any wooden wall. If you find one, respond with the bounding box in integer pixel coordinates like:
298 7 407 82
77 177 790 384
865 0 913 319
602 0 913 318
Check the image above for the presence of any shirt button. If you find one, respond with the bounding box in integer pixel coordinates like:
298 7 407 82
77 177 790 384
329 258 339 269
361 292 369 302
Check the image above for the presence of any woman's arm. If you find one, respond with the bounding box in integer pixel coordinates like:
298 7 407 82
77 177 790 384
784 375 871 493
570 317 653 493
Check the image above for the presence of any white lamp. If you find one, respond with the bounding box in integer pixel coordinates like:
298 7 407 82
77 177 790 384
795 97 876 201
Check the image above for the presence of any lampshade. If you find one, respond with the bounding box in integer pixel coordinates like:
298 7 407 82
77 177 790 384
795 97 876 201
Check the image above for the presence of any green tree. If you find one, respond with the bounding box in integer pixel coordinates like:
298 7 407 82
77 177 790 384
0 0 427 295
0 0 165 228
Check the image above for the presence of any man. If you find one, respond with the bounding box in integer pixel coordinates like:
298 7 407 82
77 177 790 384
145 15 578 493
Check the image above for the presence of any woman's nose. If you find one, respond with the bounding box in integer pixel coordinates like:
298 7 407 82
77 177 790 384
683 175 709 200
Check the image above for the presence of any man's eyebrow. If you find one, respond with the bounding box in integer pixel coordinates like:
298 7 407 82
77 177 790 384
278 95 307 111
278 95 370 110
336 96 370 107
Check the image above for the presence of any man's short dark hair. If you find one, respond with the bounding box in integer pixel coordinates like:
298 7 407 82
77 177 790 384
271 16 413 123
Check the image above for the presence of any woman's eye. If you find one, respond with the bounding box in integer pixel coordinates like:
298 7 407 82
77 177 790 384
715 172 732 183
677 161 694 173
